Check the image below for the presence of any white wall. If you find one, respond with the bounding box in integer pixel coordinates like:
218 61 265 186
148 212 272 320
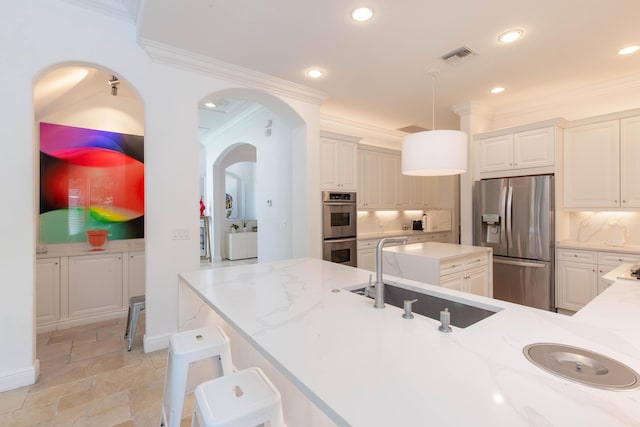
0 0 322 391
206 108 294 262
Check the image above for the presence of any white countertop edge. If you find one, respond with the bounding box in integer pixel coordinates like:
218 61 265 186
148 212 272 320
557 241 640 254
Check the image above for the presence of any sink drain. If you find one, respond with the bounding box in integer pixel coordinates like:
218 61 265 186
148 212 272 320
523 343 639 391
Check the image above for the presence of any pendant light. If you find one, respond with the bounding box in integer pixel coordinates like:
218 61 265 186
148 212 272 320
401 69 468 176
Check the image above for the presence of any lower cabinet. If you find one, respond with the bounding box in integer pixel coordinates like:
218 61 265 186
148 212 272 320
441 266 488 296
36 258 61 325
36 249 145 332
226 232 258 260
556 248 640 311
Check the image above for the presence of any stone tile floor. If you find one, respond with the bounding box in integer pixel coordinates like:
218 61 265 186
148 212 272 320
0 315 196 427
0 257 258 427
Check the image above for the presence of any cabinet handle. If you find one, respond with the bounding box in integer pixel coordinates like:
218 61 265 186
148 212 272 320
623 200 627 203
592 269 596 272
54 261 58 265
573 254 578 257
614 200 618 203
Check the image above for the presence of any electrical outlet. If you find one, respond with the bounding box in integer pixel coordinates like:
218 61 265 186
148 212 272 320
172 228 190 240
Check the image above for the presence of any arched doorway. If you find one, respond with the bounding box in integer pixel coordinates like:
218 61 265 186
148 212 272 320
33 64 145 338
197 89 307 263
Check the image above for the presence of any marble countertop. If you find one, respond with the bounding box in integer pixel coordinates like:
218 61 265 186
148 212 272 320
557 241 640 254
383 241 491 260
179 258 640 427
358 229 451 240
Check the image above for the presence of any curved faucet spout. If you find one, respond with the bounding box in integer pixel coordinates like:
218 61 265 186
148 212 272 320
374 237 408 308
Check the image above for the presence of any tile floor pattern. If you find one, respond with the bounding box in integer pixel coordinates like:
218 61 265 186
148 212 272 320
0 258 258 426
0 315 197 427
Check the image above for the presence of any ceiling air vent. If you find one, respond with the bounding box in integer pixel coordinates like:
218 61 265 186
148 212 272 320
397 125 430 134
441 46 477 65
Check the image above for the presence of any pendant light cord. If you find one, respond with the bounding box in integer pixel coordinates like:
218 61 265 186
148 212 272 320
430 68 439 131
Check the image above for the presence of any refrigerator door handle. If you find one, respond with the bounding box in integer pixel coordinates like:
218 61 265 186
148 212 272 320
499 184 507 246
494 258 546 268
506 184 513 249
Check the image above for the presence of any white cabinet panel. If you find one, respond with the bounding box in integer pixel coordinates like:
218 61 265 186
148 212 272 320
620 116 640 207
36 258 60 324
226 232 258 260
556 261 597 311
563 120 620 208
378 154 396 208
513 127 555 169
320 135 358 191
478 134 514 172
394 156 412 208
128 252 145 298
68 253 123 317
358 150 380 209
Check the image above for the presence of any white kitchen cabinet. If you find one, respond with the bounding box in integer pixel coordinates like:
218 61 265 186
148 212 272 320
556 248 640 311
127 251 146 298
478 127 555 176
563 120 620 208
320 132 359 191
620 116 640 207
68 253 123 318
378 154 396 207
394 156 412 208
383 243 492 297
226 232 258 260
358 150 381 209
36 257 60 325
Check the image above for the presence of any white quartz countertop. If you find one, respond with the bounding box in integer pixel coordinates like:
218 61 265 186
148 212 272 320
358 230 449 240
557 240 640 254
382 241 491 260
180 258 640 427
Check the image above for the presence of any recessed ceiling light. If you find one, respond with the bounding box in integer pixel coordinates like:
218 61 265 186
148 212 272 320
204 102 216 108
306 68 325 79
351 7 374 22
491 87 505 94
498 29 524 43
618 45 640 55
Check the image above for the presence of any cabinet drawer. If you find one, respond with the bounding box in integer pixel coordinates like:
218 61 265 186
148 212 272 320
440 253 488 276
557 249 597 263
358 239 379 250
597 251 640 266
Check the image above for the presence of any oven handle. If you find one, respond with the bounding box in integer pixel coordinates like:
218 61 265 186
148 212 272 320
324 237 356 243
323 202 356 206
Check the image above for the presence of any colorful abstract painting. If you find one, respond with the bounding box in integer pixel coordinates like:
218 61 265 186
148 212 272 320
39 122 144 243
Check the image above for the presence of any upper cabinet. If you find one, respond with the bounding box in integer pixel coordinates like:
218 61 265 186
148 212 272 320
320 131 359 191
477 126 556 178
563 116 640 208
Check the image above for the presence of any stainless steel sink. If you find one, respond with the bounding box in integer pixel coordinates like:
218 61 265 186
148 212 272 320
524 343 639 391
351 283 499 328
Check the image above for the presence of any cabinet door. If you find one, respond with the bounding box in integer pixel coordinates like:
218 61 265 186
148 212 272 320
563 121 620 208
319 138 340 190
478 134 514 173
339 141 358 191
463 266 488 297
357 249 375 271
68 253 123 317
513 127 554 169
394 156 412 208
358 150 380 209
597 265 615 295
620 116 640 207
421 177 438 208
128 252 145 298
36 258 60 324
378 154 396 208
440 273 464 291
556 261 598 311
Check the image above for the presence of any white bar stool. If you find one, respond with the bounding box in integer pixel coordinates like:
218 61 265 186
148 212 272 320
192 367 285 427
161 327 234 427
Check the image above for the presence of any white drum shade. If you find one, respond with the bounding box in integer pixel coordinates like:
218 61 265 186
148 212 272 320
401 130 468 176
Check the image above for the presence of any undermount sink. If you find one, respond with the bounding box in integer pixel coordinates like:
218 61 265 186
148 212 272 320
524 343 639 391
351 283 500 328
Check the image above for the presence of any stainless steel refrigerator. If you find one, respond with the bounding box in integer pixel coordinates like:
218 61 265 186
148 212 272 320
473 175 554 311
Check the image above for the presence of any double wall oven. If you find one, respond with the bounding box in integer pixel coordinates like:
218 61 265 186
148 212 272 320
322 191 357 267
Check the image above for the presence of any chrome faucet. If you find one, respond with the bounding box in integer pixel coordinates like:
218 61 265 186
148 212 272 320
374 236 408 309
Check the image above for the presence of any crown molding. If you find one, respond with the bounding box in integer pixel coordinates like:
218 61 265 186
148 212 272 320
452 101 493 119
319 113 404 143
61 0 138 23
492 71 640 126
139 39 327 106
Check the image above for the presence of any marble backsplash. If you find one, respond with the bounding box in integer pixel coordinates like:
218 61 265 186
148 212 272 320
357 209 452 234
567 211 640 246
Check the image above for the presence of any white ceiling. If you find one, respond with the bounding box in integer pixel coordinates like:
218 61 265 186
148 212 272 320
135 0 640 131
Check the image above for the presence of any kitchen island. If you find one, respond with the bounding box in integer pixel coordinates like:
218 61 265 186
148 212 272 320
178 258 640 426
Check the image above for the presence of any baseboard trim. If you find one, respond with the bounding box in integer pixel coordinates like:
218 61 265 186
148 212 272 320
143 332 171 353
0 363 38 392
